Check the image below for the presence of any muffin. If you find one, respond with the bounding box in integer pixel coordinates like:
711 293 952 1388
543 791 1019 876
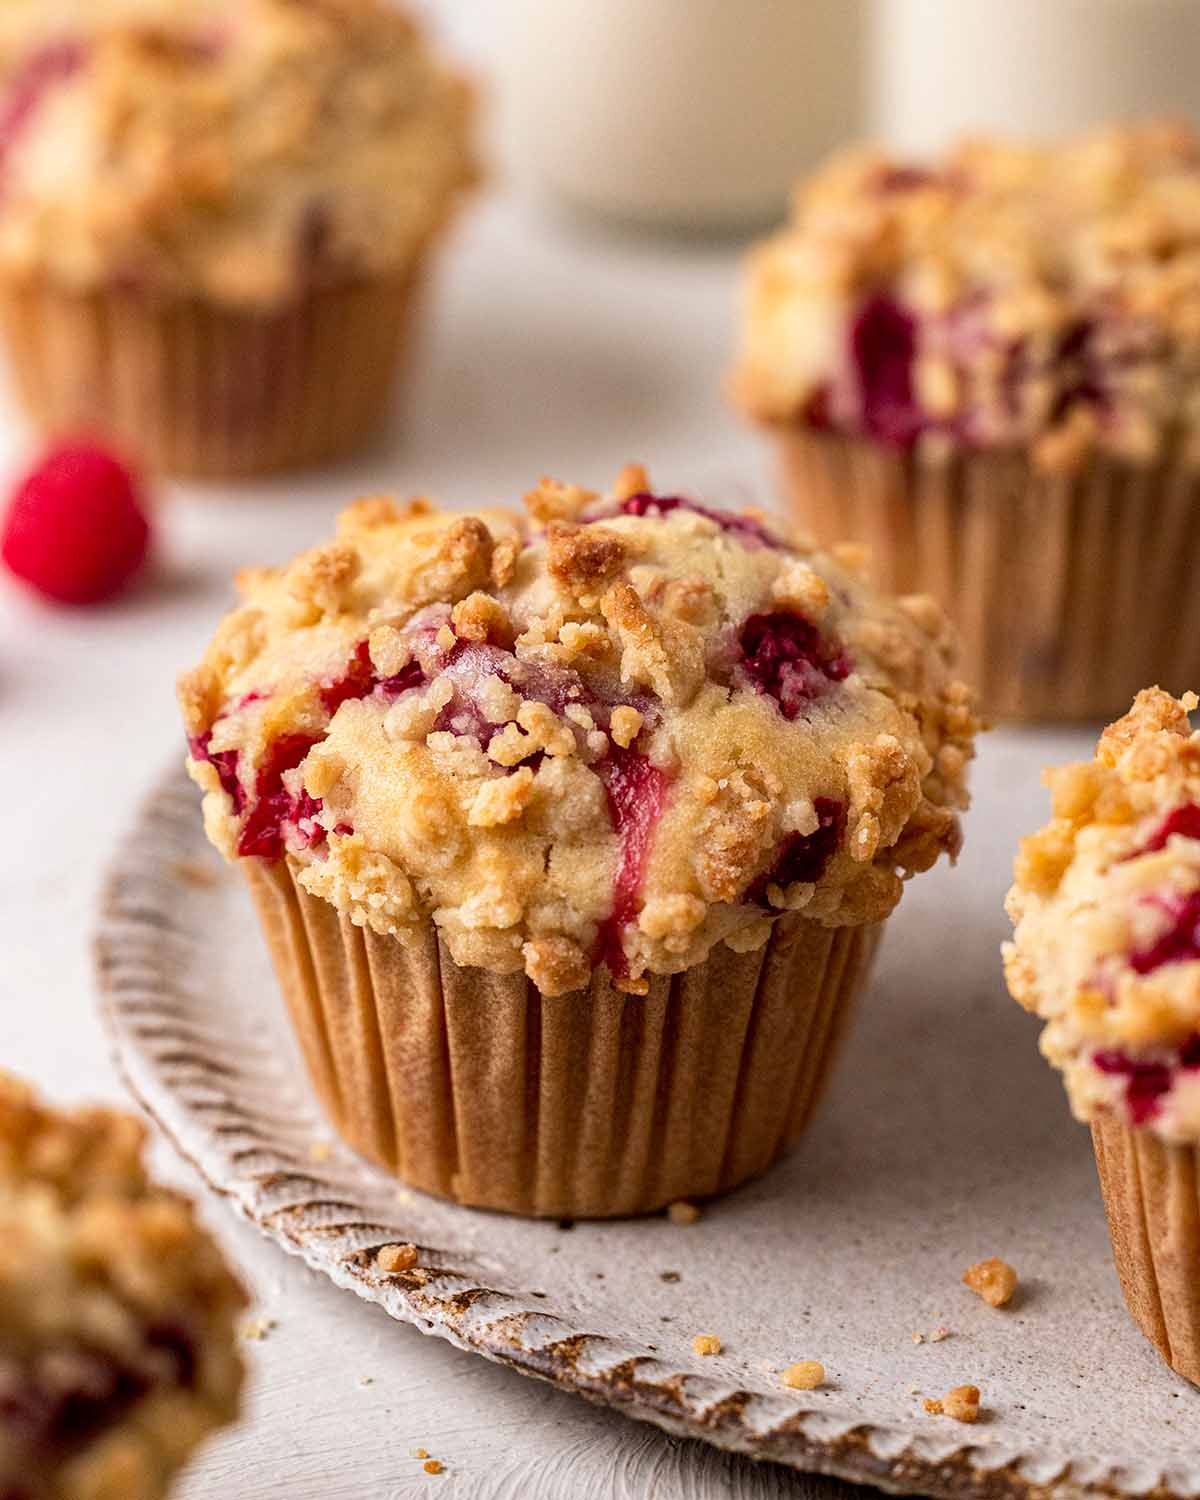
0 0 476 477
1005 689 1200 1383
178 467 981 1218
0 1070 246 1499
732 122 1200 721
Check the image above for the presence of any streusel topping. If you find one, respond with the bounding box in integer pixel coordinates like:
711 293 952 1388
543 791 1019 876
180 468 980 996
0 0 475 305
0 1071 246 1499
1005 689 1200 1143
733 122 1200 470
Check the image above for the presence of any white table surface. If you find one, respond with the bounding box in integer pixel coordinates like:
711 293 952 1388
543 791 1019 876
0 10 1098 1495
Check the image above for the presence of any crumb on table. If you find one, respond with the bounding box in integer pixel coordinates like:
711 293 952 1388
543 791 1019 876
377 1242 418 1273
925 1384 981 1423
423 1459 444 1475
410 1447 429 1459
963 1257 1019 1308
781 1360 825 1390
668 1201 701 1225
692 1333 721 1356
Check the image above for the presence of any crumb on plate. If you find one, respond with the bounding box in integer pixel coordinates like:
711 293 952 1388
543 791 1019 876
963 1257 1018 1308
925 1384 981 1423
693 1333 721 1356
377 1242 418 1273
781 1360 825 1390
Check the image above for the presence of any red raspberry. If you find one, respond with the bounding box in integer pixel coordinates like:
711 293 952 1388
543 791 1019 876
1 442 151 604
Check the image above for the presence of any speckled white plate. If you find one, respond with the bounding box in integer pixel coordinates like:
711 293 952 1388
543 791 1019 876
96 756 1200 1500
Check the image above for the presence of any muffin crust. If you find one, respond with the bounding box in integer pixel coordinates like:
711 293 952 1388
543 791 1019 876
0 0 476 305
181 470 980 995
1005 689 1200 1142
733 122 1200 470
0 1072 246 1500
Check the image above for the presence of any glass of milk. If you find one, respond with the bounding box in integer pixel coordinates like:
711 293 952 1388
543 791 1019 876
872 0 1200 152
495 0 866 233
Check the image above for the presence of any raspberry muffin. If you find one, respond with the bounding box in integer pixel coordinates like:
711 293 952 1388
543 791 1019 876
0 1071 246 1499
0 0 475 477
1005 689 1200 1384
179 467 981 1217
732 122 1200 721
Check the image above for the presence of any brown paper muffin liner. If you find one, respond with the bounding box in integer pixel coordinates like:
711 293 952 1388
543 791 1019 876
242 857 882 1219
1091 1117 1200 1386
0 264 425 478
775 427 1200 722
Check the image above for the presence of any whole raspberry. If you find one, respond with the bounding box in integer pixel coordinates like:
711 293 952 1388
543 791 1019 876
1 442 151 604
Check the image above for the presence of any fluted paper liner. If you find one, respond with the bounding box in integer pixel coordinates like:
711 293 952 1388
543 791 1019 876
0 266 425 478
776 428 1200 722
1092 1116 1200 1386
242 857 881 1218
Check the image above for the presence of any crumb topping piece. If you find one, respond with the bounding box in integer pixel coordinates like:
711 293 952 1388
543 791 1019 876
1005 688 1200 1143
781 1360 825 1390
181 468 980 997
924 1384 982 1424
963 1258 1018 1308
733 122 1200 470
0 0 476 305
376 1242 418 1273
0 1070 246 1498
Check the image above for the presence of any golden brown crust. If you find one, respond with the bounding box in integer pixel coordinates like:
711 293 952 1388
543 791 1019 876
733 122 1200 469
1005 688 1200 1142
181 468 981 995
0 0 476 306
0 1072 246 1500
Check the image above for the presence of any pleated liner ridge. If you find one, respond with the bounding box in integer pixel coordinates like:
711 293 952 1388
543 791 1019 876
1092 1116 1200 1386
243 858 882 1219
775 427 1200 723
0 263 425 478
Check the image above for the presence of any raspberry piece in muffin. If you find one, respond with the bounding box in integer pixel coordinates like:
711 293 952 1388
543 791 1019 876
180 471 980 998
0 1072 245 1500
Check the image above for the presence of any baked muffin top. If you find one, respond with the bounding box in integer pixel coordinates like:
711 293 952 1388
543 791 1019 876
0 1071 246 1498
1005 689 1200 1144
732 121 1200 471
180 466 980 997
0 0 475 305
